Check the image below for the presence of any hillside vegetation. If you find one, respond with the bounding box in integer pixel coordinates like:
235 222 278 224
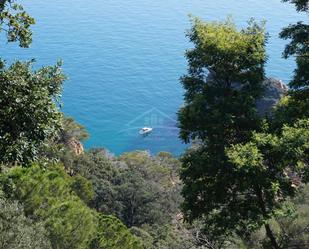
0 0 308 248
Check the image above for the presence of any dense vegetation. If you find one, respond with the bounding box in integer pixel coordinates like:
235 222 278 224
0 0 308 249
178 1 309 248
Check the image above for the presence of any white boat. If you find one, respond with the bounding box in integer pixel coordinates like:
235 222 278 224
139 127 153 135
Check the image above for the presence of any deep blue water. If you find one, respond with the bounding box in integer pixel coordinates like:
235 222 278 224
1 0 307 155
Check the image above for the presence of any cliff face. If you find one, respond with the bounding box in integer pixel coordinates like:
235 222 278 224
65 137 84 155
257 78 288 116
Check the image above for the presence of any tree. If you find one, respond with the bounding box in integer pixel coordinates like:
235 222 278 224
0 60 66 165
91 215 144 249
70 150 180 228
115 168 165 227
282 0 309 12
66 149 194 248
179 2 308 248
0 164 98 249
178 17 267 148
177 17 306 248
67 148 121 214
240 187 309 249
277 1 309 125
0 162 148 249
226 119 309 248
280 22 308 90
0 196 52 249
0 0 35 47
137 223 202 249
178 17 267 237
0 0 65 166
276 184 309 248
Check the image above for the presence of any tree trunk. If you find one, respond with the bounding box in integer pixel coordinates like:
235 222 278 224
265 223 280 249
256 187 281 249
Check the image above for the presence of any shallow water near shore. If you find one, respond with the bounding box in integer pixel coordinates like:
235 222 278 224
1 0 307 155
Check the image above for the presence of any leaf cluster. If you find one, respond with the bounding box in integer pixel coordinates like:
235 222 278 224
0 0 35 47
0 60 66 165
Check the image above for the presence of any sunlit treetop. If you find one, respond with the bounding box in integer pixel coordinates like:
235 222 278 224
185 17 267 84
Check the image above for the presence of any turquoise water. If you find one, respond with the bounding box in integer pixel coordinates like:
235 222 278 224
1 0 307 155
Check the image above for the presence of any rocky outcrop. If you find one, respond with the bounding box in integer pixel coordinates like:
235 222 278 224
65 137 84 155
257 78 288 116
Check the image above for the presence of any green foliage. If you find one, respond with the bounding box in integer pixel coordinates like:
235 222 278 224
130 226 155 248
64 148 120 214
226 119 309 215
178 15 309 249
179 18 268 239
44 198 96 249
1 164 97 249
183 17 266 82
37 116 89 164
115 168 166 227
183 119 308 246
278 184 309 247
280 22 309 90
272 93 309 131
60 116 89 142
0 163 146 249
0 60 66 165
91 215 144 249
70 174 95 204
0 196 51 249
0 0 35 47
277 0 309 128
70 150 181 228
241 184 309 249
1 0 307 248
179 18 266 146
116 152 180 228
282 0 309 12
140 224 199 249
64 149 205 248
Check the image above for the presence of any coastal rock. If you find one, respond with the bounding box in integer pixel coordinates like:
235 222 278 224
257 77 288 116
65 137 84 155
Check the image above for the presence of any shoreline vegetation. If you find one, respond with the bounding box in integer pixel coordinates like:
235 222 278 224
0 0 308 249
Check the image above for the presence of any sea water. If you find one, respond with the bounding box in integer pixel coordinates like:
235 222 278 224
1 0 307 155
